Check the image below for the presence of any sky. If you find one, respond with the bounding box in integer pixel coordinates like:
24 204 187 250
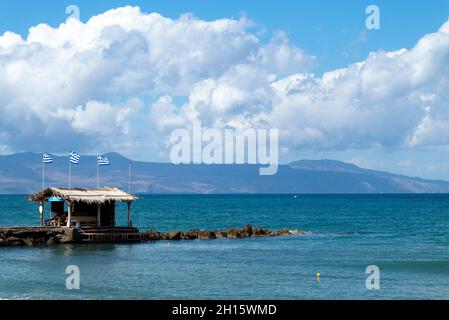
1 1 449 179
2 0 449 73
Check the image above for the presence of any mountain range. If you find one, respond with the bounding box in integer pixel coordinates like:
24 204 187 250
0 152 448 194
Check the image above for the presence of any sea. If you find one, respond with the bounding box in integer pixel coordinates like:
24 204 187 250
1 194 449 300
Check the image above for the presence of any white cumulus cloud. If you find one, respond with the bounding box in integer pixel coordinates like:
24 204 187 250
0 6 312 156
1 5 449 168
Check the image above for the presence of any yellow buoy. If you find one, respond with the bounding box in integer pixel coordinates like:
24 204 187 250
316 272 321 281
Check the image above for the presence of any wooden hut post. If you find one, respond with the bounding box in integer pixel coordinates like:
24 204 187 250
127 201 131 227
97 203 101 227
67 201 72 227
39 201 44 226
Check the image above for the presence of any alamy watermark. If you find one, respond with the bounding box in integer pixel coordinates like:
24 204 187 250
66 5 80 21
169 121 279 176
365 5 380 30
65 265 80 290
365 265 380 290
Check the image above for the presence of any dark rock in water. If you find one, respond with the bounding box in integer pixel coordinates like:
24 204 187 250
149 225 303 241
217 226 301 239
7 237 24 246
152 225 300 241
46 237 57 245
167 231 182 241
0 225 302 247
0 227 78 247
198 230 216 240
182 229 200 240
22 238 34 246
214 231 228 238
251 227 268 237
240 225 253 237
145 230 163 241
226 228 243 239
277 229 292 236
60 228 80 244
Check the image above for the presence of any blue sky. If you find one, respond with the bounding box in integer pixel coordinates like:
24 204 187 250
1 1 449 179
1 0 449 73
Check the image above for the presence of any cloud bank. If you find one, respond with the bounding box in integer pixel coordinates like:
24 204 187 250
1 6 449 166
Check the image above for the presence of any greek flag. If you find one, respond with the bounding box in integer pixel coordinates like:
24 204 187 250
97 155 110 166
43 153 53 164
69 151 80 164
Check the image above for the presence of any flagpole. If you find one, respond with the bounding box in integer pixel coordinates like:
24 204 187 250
96 154 99 189
69 161 72 190
128 161 131 194
42 155 45 190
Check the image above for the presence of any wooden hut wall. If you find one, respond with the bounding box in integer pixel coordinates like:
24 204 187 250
100 201 115 227
73 201 97 217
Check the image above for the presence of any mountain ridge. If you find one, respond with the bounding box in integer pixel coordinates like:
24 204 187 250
0 152 448 194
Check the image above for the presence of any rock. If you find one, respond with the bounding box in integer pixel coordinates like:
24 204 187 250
58 236 71 244
274 229 291 236
183 230 200 240
160 233 169 240
3 228 71 246
60 228 80 244
145 230 163 241
198 231 216 240
241 225 253 237
214 231 228 239
39 239 46 245
6 237 23 246
46 237 57 245
21 238 35 246
0 225 301 246
167 231 182 241
251 227 268 237
226 228 242 239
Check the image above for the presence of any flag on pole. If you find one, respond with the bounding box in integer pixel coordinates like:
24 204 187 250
97 154 110 188
68 151 79 189
97 155 111 166
43 153 53 164
42 153 53 190
69 151 80 164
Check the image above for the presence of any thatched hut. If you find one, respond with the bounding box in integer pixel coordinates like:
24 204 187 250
29 187 137 229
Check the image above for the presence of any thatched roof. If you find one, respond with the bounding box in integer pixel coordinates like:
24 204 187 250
29 188 136 204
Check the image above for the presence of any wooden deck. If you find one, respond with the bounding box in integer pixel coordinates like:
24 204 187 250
79 227 145 243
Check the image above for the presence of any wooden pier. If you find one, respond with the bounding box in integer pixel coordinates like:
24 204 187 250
0 226 146 246
79 227 145 243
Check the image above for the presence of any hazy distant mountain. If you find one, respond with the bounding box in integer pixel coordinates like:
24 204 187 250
1 152 449 194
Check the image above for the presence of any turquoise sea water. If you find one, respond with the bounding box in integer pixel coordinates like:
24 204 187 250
1 194 449 300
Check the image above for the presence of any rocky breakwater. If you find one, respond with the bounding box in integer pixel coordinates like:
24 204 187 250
0 227 80 247
145 225 302 241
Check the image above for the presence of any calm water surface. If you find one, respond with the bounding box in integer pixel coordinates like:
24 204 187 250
1 194 448 299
